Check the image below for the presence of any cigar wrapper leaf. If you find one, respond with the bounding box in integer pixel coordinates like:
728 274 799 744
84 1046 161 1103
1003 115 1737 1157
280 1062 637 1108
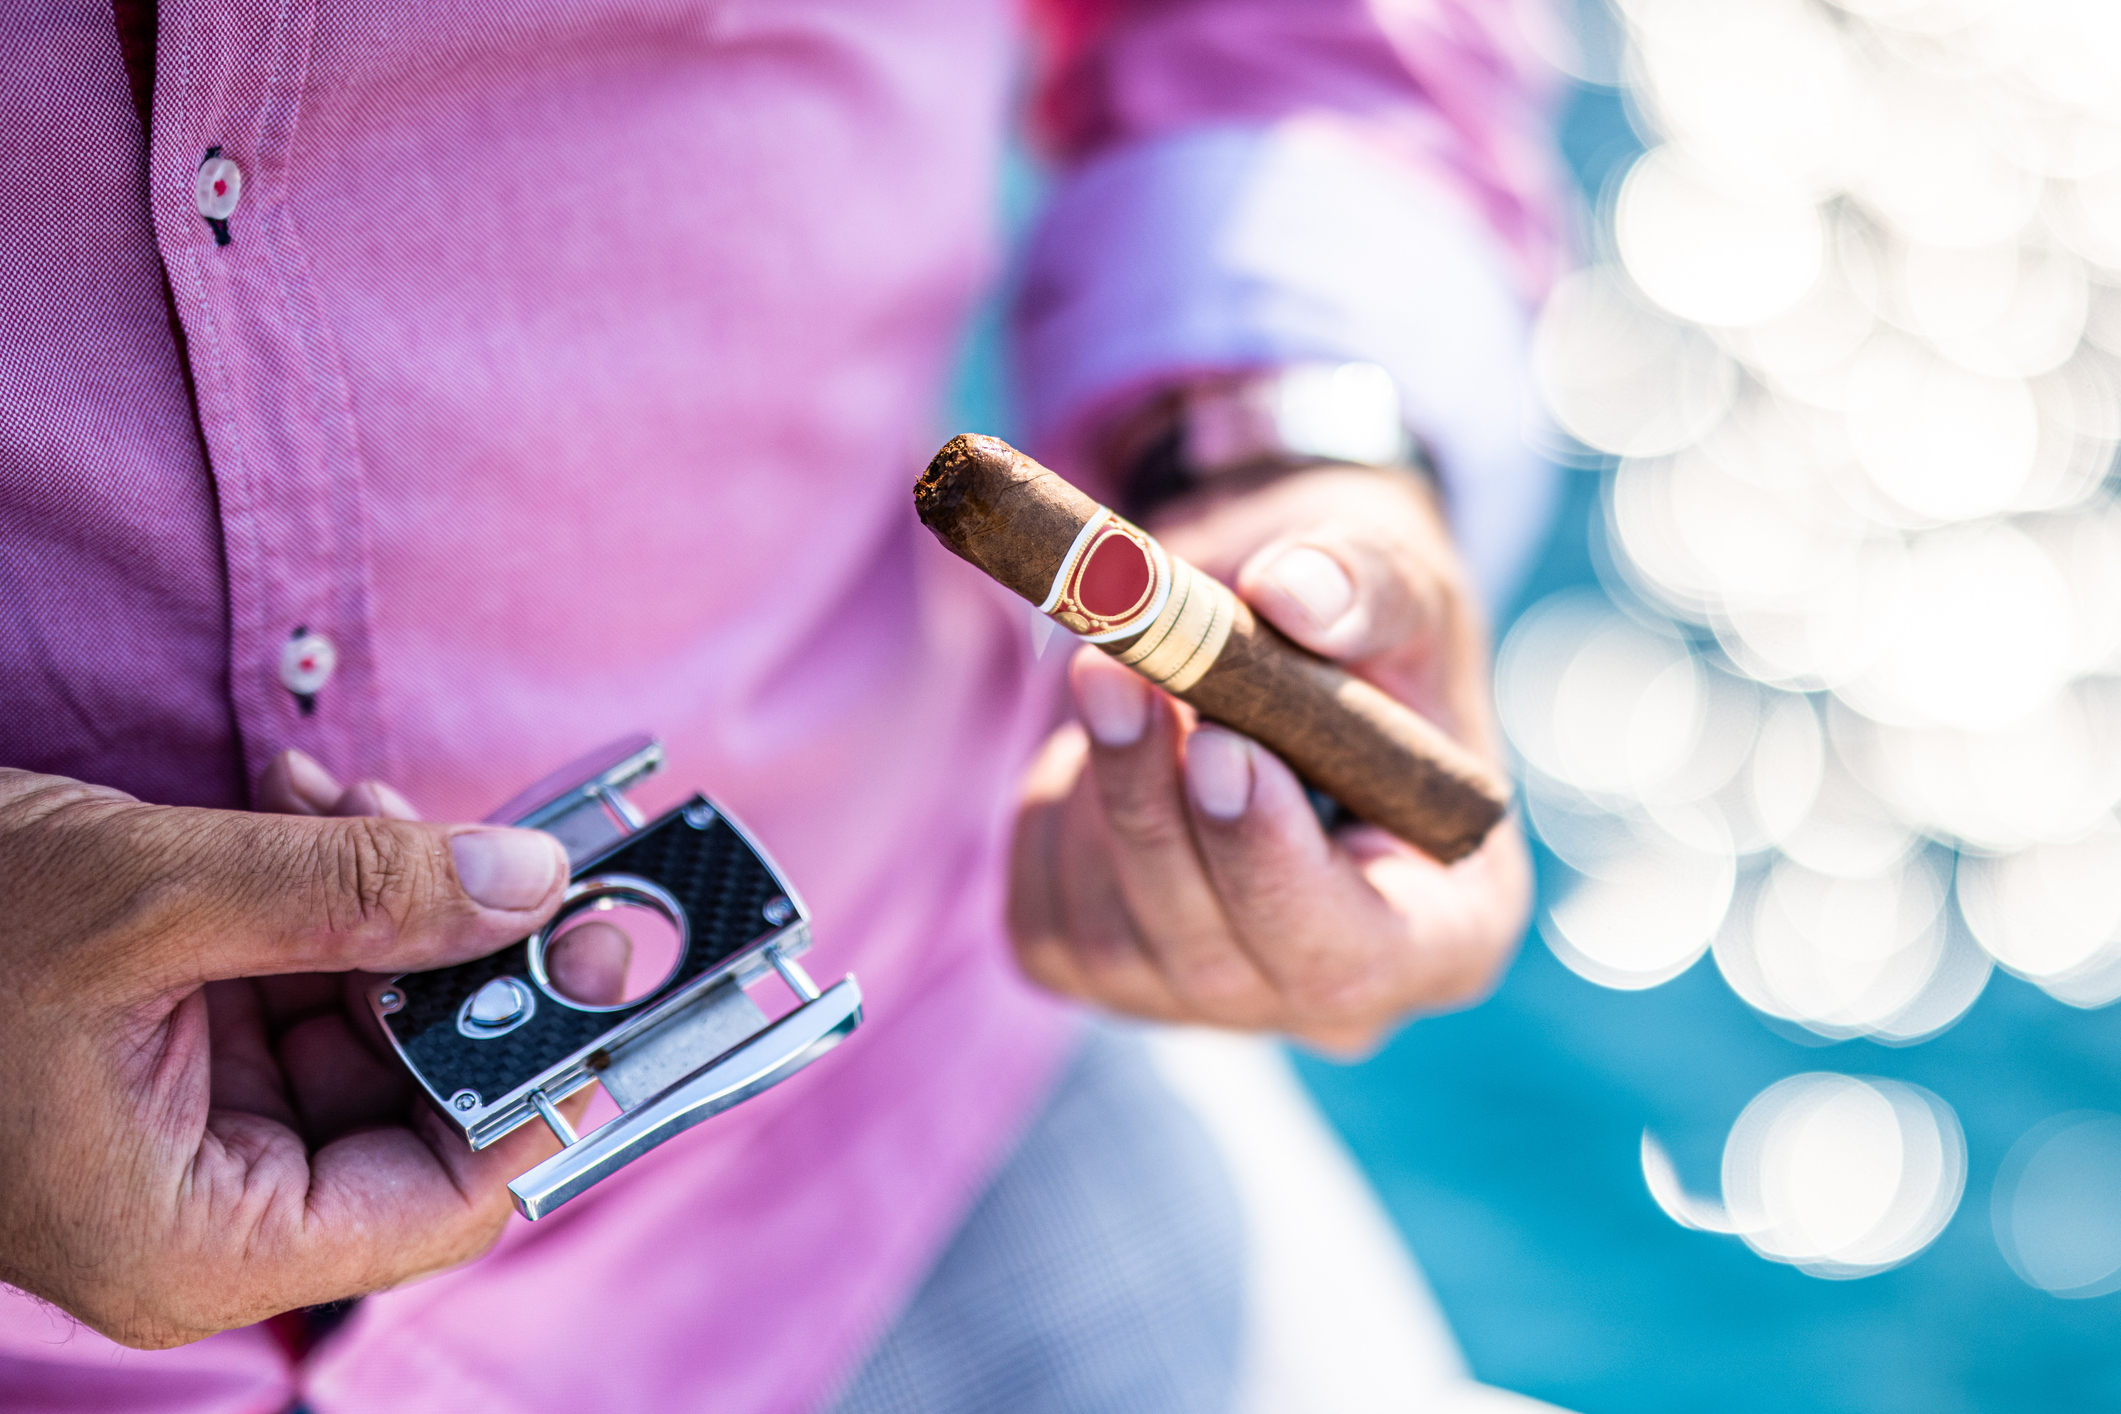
914 434 1511 863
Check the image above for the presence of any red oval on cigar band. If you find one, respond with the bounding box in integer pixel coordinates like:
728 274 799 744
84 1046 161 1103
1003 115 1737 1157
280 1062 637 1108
1077 529 1154 621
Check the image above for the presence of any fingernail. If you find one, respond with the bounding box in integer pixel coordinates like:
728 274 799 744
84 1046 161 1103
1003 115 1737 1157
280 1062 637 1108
334 781 419 820
282 750 341 813
1264 546 1354 631
1186 727 1254 821
451 829 564 910
370 783 420 820
1076 657 1150 748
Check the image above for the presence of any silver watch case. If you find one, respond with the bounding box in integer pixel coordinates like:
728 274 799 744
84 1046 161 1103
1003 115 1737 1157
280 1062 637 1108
1182 361 1413 476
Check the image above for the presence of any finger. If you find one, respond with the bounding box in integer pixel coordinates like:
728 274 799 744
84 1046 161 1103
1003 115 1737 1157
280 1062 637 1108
176 1062 610 1332
256 750 342 816
1344 816 1532 1010
331 780 422 821
1236 523 1434 665
1182 725 1406 1026
1048 773 1194 1021
187 1101 553 1320
249 780 425 1033
1006 725 1130 1003
1006 727 1075 989
254 973 345 1033
1237 516 1500 760
276 1009 413 1141
76 804 571 988
1006 725 1186 1021
204 981 298 1126
1071 650 1275 1017
544 921 634 1006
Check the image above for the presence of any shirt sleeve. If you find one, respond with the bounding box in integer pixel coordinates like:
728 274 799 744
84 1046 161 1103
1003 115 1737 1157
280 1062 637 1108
1011 0 1570 607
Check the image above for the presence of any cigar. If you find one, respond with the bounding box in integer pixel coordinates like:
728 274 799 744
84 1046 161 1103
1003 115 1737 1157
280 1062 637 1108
915 434 1510 862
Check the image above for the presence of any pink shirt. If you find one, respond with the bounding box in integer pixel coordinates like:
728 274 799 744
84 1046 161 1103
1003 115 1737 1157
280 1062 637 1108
0 3 1558 1411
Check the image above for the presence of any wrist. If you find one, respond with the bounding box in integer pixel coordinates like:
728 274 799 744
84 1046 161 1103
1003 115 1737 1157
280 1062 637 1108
1097 362 1438 519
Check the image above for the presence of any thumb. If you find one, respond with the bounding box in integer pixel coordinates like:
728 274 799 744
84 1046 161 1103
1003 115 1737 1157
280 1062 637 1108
1237 522 1437 665
110 803 569 986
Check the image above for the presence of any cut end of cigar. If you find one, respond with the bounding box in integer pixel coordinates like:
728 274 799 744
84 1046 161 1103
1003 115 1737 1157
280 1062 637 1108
916 433 1098 604
915 433 1018 537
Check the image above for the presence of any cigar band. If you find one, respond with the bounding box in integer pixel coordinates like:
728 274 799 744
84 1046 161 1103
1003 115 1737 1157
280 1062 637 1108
1038 509 1173 644
1038 508 1236 693
1110 556 1236 692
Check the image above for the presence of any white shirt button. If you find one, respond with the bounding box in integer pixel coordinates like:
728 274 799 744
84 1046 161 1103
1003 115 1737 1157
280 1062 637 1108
195 157 242 221
279 630 337 696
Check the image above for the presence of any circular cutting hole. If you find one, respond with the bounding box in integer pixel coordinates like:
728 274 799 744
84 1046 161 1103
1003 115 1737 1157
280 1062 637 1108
531 875 688 1012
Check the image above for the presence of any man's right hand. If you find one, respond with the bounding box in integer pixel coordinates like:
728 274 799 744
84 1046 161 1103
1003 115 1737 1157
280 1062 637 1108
0 761 572 1349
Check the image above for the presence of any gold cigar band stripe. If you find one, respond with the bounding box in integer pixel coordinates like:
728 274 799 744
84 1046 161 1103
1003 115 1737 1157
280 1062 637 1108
1111 556 1237 693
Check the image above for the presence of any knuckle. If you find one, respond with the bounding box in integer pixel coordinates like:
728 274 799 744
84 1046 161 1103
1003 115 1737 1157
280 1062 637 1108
411 1205 510 1282
1096 786 1192 851
1071 927 1143 982
319 818 434 935
1417 941 1512 1011
1011 935 1075 994
1277 937 1397 1023
1167 947 1264 1008
99 1302 212 1351
0 769 131 832
1173 970 1279 1027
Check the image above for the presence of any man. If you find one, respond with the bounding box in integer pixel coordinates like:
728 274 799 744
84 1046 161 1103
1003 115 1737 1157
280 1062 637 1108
0 2 1559 1408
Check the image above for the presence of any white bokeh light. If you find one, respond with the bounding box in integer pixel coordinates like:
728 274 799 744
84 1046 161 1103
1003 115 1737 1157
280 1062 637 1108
1534 266 1739 457
1626 0 1861 200
1724 1074 1966 1278
1645 1075 1966 1278
1535 0 2121 1285
1541 831 1735 990
1497 591 1704 803
1993 1111 2121 1298
1956 821 2121 1006
1847 526 2076 731
1845 337 2040 523
1618 148 1825 327
1852 72 2041 248
1714 855 1950 1039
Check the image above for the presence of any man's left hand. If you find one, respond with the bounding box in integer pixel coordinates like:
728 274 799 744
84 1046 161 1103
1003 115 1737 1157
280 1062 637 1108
1007 463 1532 1054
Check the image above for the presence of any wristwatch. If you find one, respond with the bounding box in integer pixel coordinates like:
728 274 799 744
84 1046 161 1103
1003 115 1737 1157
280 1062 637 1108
1108 361 1435 516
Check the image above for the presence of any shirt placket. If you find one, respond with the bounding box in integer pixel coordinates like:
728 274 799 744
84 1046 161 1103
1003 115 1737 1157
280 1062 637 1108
149 0 392 794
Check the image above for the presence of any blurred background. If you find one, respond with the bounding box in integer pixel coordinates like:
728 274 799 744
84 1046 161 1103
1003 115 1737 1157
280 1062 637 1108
963 1 2121 1409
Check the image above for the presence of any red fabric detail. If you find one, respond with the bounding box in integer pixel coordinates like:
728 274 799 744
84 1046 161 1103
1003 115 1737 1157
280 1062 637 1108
262 1311 310 1364
1025 0 1125 154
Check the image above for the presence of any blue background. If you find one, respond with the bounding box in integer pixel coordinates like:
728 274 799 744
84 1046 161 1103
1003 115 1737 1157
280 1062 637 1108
1294 84 2121 1414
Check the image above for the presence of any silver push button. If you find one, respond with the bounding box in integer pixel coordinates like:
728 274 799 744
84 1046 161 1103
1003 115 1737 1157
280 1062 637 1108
458 976 536 1039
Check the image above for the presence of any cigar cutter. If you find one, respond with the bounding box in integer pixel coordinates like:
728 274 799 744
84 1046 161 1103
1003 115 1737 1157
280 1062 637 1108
368 735 862 1219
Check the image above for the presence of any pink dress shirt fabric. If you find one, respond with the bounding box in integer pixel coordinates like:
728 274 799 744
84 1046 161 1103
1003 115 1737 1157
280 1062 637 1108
0 2 1556 1411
